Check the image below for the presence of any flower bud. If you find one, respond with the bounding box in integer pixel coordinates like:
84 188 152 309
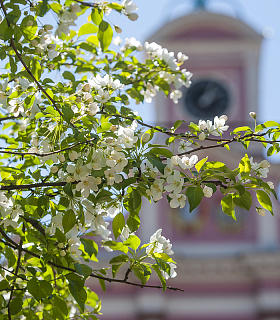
75 96 82 103
82 83 91 92
30 39 38 46
0 92 6 99
68 238 75 246
267 181 274 189
142 133 150 143
50 166 58 173
249 111 257 119
44 24 53 31
257 208 266 216
60 250 66 257
127 64 134 70
203 186 213 198
57 243 64 249
58 154 65 162
35 47 43 54
199 132 206 141
47 44 56 50
114 25 122 33
259 160 270 168
48 63 55 70
110 125 117 132
128 13 138 21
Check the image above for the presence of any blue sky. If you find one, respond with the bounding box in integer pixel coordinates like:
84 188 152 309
111 0 280 124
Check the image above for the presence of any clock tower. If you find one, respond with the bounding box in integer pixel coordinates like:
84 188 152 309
150 10 262 129
138 7 280 320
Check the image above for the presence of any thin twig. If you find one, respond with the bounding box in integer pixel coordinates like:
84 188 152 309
0 227 183 292
7 225 24 319
0 137 96 157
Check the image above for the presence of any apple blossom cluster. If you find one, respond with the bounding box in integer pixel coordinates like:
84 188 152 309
145 155 202 209
30 24 59 59
146 229 176 279
0 78 42 119
198 115 229 137
143 42 192 104
0 192 23 229
55 2 81 37
122 0 138 21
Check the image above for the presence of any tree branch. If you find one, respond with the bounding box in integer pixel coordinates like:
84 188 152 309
0 137 96 157
0 227 184 292
7 225 24 320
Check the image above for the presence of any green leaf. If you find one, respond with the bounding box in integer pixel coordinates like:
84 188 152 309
109 254 128 264
256 190 273 215
146 154 166 174
186 186 204 212
78 23 98 37
66 273 86 311
103 241 128 253
87 35 99 46
91 8 103 25
152 264 166 291
133 265 151 285
20 15 37 40
99 278 106 292
233 126 252 133
195 157 208 172
97 21 113 52
62 71 75 82
126 211 140 232
263 120 279 128
239 154 251 173
131 189 142 210
27 278 53 301
62 104 74 123
9 298 23 315
80 238 98 258
221 194 236 219
62 210 76 233
149 148 173 158
53 295 68 316
123 235 141 251
31 59 41 81
112 212 125 239
74 263 93 279
50 2 62 13
233 191 252 211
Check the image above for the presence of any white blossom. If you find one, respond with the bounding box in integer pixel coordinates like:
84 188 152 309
169 193 186 208
203 186 213 198
178 140 192 153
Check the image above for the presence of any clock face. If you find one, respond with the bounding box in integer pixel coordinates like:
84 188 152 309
184 79 230 118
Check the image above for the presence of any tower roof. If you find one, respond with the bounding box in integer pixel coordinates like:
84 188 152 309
148 11 262 45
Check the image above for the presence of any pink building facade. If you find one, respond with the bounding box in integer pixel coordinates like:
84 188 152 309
89 10 280 320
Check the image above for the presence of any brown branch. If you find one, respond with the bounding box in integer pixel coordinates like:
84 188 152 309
7 225 24 320
0 137 96 157
0 181 69 191
0 116 19 122
202 180 228 189
19 215 45 236
0 227 183 292
0 265 26 282
72 0 98 8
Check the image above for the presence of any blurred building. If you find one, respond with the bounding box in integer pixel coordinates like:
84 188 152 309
96 5 280 320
